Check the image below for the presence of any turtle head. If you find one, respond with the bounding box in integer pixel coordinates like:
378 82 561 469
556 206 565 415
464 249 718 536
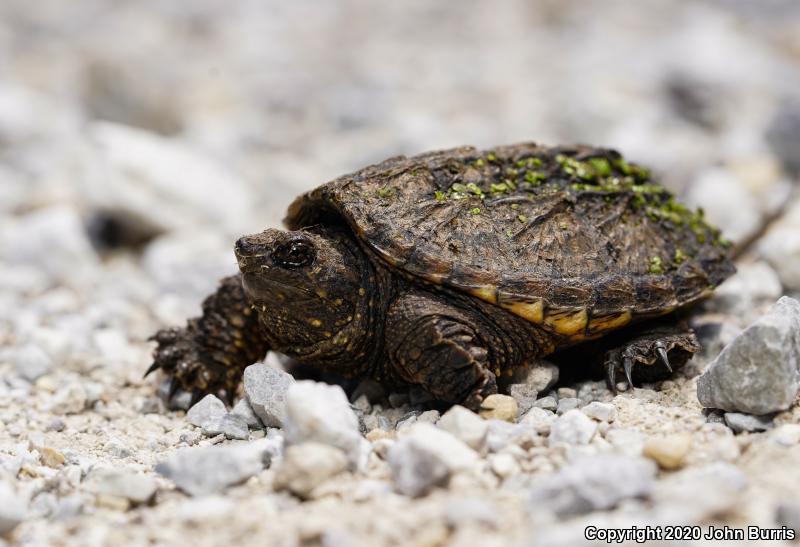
234 228 366 354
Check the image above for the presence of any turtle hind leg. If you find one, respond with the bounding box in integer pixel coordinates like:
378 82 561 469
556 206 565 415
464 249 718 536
148 275 269 407
602 320 700 390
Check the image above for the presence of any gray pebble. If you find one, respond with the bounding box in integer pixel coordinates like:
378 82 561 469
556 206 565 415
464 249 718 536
87 469 158 504
13 344 52 382
387 423 478 497
186 394 227 428
556 397 580 415
723 412 774 433
243 363 294 428
231 398 263 429
202 414 250 441
530 454 656 517
155 441 271 496
581 401 617 423
508 383 538 414
533 396 558 412
549 409 597 446
697 296 800 414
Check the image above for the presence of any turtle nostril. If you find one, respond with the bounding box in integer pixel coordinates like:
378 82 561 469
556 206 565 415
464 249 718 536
235 236 266 256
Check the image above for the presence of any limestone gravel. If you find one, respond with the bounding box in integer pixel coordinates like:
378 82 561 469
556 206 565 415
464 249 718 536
243 364 295 428
697 296 800 414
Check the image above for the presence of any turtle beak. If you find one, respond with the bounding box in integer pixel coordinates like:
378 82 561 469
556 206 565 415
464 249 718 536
235 230 277 274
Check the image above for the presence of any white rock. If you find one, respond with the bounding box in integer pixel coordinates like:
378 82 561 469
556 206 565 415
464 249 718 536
529 454 656 516
723 412 773 433
489 453 519 478
186 395 227 428
86 469 157 504
533 396 557 412
436 405 488 451
0 480 26 534
581 402 617 423
519 407 556 435
80 121 253 235
155 441 271 496
49 384 88 415
284 381 370 470
770 424 800 446
697 296 800 414
231 398 263 429
13 344 53 382
556 397 580 415
0 206 98 286
243 364 295 428
387 423 479 497
549 409 598 446
202 414 250 441
273 442 348 499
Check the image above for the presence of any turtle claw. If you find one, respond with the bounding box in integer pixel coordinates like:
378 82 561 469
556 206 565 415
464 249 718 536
655 343 672 372
143 362 160 378
605 359 617 391
623 357 635 389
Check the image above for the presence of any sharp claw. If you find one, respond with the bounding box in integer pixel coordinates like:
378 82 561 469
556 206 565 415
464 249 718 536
623 357 635 389
606 360 617 392
168 377 181 401
189 390 202 408
655 345 672 372
144 362 160 378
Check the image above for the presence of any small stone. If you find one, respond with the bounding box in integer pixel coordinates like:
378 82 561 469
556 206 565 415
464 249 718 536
49 384 87 415
533 396 557 412
643 434 691 470
387 423 478 497
243 364 295 428
507 383 538 414
13 344 53 382
40 447 65 468
484 419 529 452
478 394 518 422
87 469 157 504
0 480 26 534
557 387 577 399
231 398 262 429
581 402 617 423
416 409 440 425
697 297 800 414
520 362 560 393
186 394 227 428
549 409 597 446
437 405 488 451
489 453 519 478
46 418 65 432
723 412 774 434
273 442 348 499
351 394 371 414
284 381 370 470
529 454 656 517
556 397 580 415
519 407 556 435
202 414 250 441
770 424 800 446
155 441 271 496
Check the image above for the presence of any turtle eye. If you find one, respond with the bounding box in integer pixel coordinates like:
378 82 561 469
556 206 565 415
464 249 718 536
272 240 315 268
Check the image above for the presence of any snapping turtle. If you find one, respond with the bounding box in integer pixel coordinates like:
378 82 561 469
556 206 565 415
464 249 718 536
148 143 734 408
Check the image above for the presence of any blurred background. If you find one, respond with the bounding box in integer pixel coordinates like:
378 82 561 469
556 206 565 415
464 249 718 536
1 0 800 338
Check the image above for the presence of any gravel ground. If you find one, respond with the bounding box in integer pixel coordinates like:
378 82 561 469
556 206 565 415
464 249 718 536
2 1 800 546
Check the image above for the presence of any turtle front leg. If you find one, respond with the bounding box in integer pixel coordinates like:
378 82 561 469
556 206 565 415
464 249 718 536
147 275 269 406
384 291 497 410
601 320 700 390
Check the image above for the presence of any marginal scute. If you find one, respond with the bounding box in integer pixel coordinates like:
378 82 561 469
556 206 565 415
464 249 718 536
587 310 632 334
543 308 588 336
468 286 498 304
498 298 544 324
